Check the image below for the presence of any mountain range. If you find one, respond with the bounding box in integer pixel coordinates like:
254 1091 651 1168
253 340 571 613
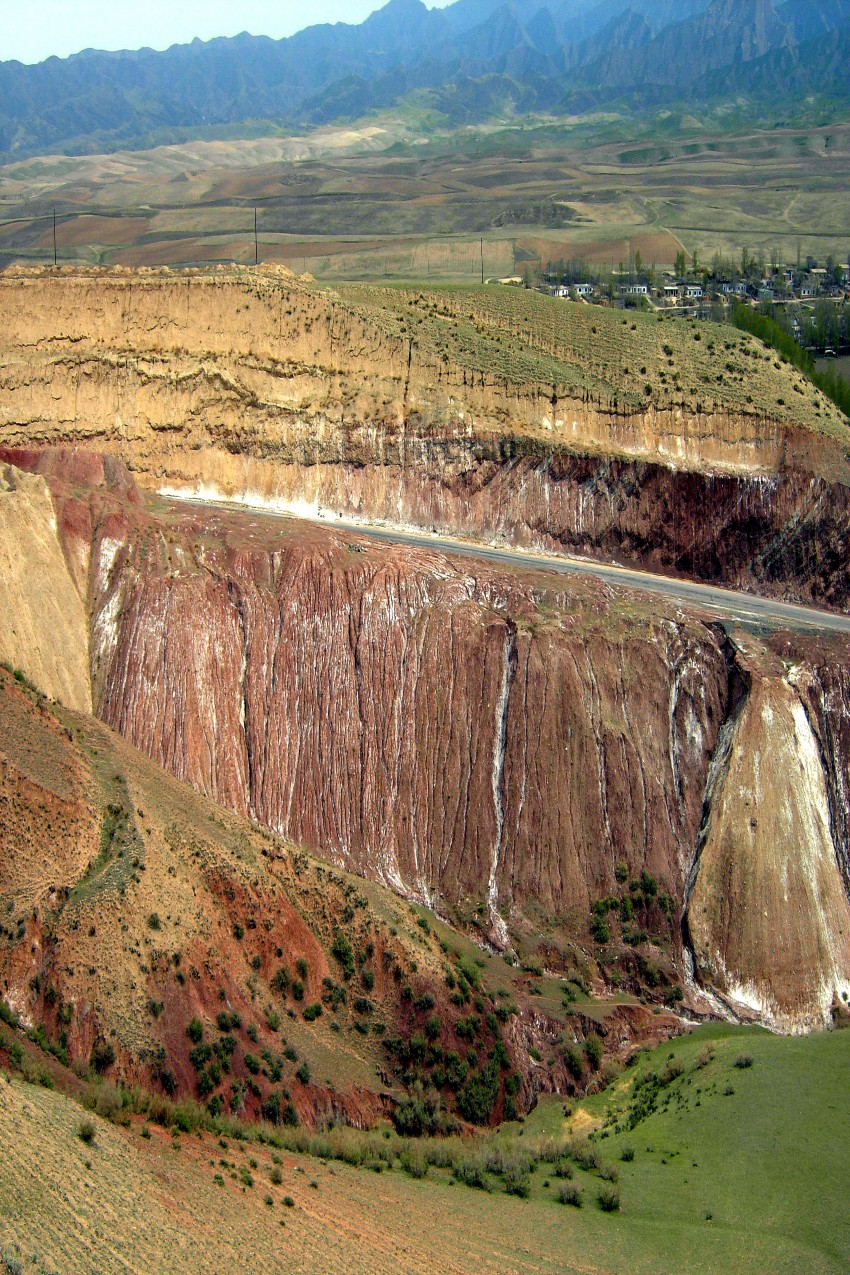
1 0 850 157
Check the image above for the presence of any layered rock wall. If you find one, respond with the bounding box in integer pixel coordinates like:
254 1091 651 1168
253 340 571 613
0 269 848 609
92 504 730 939
0 463 91 711
685 640 850 1031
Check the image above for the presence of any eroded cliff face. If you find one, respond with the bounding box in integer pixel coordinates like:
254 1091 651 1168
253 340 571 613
0 267 848 609
4 449 850 1034
686 640 850 1031
89 496 729 948
0 462 91 712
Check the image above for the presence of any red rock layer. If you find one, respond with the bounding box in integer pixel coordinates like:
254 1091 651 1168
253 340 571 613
91 500 729 940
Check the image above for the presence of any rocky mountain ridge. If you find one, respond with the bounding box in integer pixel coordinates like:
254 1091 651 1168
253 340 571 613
1 0 849 155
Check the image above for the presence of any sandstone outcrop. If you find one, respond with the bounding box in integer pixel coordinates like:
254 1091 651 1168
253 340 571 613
0 462 91 711
686 638 850 1031
0 267 847 609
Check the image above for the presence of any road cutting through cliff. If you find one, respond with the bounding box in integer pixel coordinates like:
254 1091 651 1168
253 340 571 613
161 491 850 636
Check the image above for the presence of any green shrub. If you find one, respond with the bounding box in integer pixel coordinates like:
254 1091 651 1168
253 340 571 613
0 999 20 1027
271 968 290 997
734 1054 754 1069
331 932 355 979
559 1183 582 1207
597 1184 621 1212
189 1044 212 1071
503 1162 531 1198
78 1118 96 1144
620 1145 635 1162
569 1139 598 1172
456 1063 499 1125
585 1034 603 1069
296 1061 310 1085
563 1045 584 1081
90 1040 115 1074
399 1149 428 1179
187 1018 204 1044
453 1154 490 1191
590 914 609 944
303 1003 322 1022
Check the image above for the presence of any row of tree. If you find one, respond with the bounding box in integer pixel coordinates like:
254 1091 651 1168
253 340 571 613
732 304 850 418
542 248 848 291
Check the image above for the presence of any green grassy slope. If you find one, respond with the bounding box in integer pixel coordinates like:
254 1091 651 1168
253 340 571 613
337 282 850 439
512 1023 850 1273
2 1017 848 1273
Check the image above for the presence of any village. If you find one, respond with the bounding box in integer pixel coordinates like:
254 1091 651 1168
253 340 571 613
532 251 850 347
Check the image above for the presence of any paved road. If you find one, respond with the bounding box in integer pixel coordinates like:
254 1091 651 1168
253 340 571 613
163 494 850 636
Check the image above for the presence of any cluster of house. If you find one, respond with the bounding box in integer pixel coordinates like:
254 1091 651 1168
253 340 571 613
549 266 849 310
550 279 708 307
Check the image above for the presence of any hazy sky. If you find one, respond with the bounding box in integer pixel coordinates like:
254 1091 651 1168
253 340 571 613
1 0 454 65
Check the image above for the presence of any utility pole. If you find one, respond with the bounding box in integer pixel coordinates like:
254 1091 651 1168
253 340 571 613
254 208 259 266
53 209 57 268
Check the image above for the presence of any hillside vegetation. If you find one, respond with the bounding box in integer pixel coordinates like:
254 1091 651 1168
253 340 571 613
339 281 849 438
1 1022 847 1273
0 665 529 1130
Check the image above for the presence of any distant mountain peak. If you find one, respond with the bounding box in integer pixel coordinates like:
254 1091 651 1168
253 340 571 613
0 0 848 158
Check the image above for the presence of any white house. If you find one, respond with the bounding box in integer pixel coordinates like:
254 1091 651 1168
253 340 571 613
573 283 594 297
685 285 703 300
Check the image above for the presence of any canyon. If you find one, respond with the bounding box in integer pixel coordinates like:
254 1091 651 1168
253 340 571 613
1 446 849 1037
1 266 849 1058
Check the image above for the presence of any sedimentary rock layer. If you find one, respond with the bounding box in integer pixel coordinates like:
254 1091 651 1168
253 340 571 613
686 639 850 1031
90 495 730 948
0 267 848 608
0 462 91 711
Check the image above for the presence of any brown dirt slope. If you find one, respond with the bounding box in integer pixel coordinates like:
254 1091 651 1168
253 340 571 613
0 665 518 1124
0 1073 626 1275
